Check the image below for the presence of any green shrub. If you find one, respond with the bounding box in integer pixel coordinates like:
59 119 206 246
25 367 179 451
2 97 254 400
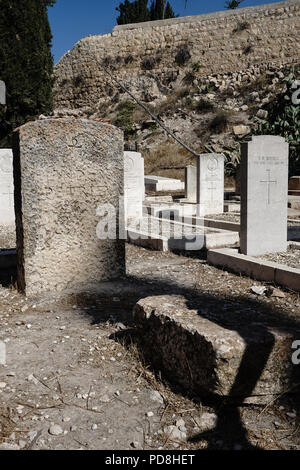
114 100 137 140
196 98 215 113
175 46 191 66
254 69 300 176
233 21 250 33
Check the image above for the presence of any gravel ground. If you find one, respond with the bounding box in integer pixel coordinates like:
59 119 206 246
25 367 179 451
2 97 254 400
0 244 299 450
260 248 300 269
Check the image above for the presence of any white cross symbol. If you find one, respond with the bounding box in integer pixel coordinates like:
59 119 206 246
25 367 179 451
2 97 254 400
208 181 217 201
260 169 277 205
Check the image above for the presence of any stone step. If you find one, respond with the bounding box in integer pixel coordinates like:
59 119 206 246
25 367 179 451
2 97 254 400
133 295 300 404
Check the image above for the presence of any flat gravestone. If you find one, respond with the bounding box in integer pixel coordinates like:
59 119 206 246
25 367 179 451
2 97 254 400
124 151 144 221
0 81 6 105
240 135 289 256
0 149 15 226
196 154 224 217
12 117 125 297
185 165 197 202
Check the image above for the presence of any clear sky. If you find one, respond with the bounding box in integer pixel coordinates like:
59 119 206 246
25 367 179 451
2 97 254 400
48 0 282 64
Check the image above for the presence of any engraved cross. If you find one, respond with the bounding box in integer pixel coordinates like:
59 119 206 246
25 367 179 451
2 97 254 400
260 169 277 205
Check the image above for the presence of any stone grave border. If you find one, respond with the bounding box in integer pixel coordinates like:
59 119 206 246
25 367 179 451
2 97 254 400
207 243 300 292
126 216 239 252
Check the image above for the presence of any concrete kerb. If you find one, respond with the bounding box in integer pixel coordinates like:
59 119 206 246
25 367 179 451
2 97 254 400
207 247 300 292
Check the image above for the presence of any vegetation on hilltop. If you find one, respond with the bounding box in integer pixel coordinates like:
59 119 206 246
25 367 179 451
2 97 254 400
255 70 300 176
0 0 55 147
116 0 177 25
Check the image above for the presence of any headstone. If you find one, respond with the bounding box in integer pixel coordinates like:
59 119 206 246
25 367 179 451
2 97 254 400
12 117 125 297
240 135 289 256
185 165 197 202
0 81 6 105
196 154 224 217
124 151 144 221
0 149 15 225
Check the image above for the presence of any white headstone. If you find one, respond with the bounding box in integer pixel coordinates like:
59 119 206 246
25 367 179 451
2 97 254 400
185 165 197 202
0 81 6 105
124 151 145 221
0 149 15 225
240 135 289 256
196 154 224 216
145 175 184 192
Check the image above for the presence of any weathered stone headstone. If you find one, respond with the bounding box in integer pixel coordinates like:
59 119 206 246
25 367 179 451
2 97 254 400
240 135 289 256
124 151 144 221
185 165 197 202
0 81 6 105
0 149 15 225
196 154 224 217
12 117 125 297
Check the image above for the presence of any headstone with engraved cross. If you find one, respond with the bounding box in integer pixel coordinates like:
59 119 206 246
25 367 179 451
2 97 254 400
196 153 224 217
240 135 289 256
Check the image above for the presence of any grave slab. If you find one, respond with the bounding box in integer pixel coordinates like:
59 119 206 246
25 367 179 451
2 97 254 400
196 153 224 217
207 247 300 292
12 117 125 298
240 136 289 256
133 295 300 403
145 175 184 192
127 216 239 251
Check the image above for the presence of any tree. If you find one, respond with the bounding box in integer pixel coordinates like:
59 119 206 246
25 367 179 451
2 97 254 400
116 0 149 25
225 0 244 9
0 0 55 147
255 70 300 176
116 0 177 25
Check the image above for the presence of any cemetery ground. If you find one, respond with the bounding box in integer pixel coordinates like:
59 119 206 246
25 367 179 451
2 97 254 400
0 244 299 451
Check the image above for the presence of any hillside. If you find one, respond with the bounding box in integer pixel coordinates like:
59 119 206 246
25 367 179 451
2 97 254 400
53 1 300 182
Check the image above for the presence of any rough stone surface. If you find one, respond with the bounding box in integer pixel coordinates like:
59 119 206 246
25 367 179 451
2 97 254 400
12 117 125 298
185 165 197 202
0 149 15 227
53 2 300 111
196 154 224 217
124 151 144 221
133 295 300 402
240 136 289 256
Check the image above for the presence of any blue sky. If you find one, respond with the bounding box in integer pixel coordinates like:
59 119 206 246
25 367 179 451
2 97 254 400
48 0 281 64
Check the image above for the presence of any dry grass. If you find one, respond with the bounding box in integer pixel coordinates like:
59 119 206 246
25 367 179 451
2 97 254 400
154 89 190 115
144 140 199 177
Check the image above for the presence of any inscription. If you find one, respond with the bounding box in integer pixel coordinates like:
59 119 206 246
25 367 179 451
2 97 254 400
254 156 286 166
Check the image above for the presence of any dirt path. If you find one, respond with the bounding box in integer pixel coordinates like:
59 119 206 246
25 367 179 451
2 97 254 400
0 245 299 450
